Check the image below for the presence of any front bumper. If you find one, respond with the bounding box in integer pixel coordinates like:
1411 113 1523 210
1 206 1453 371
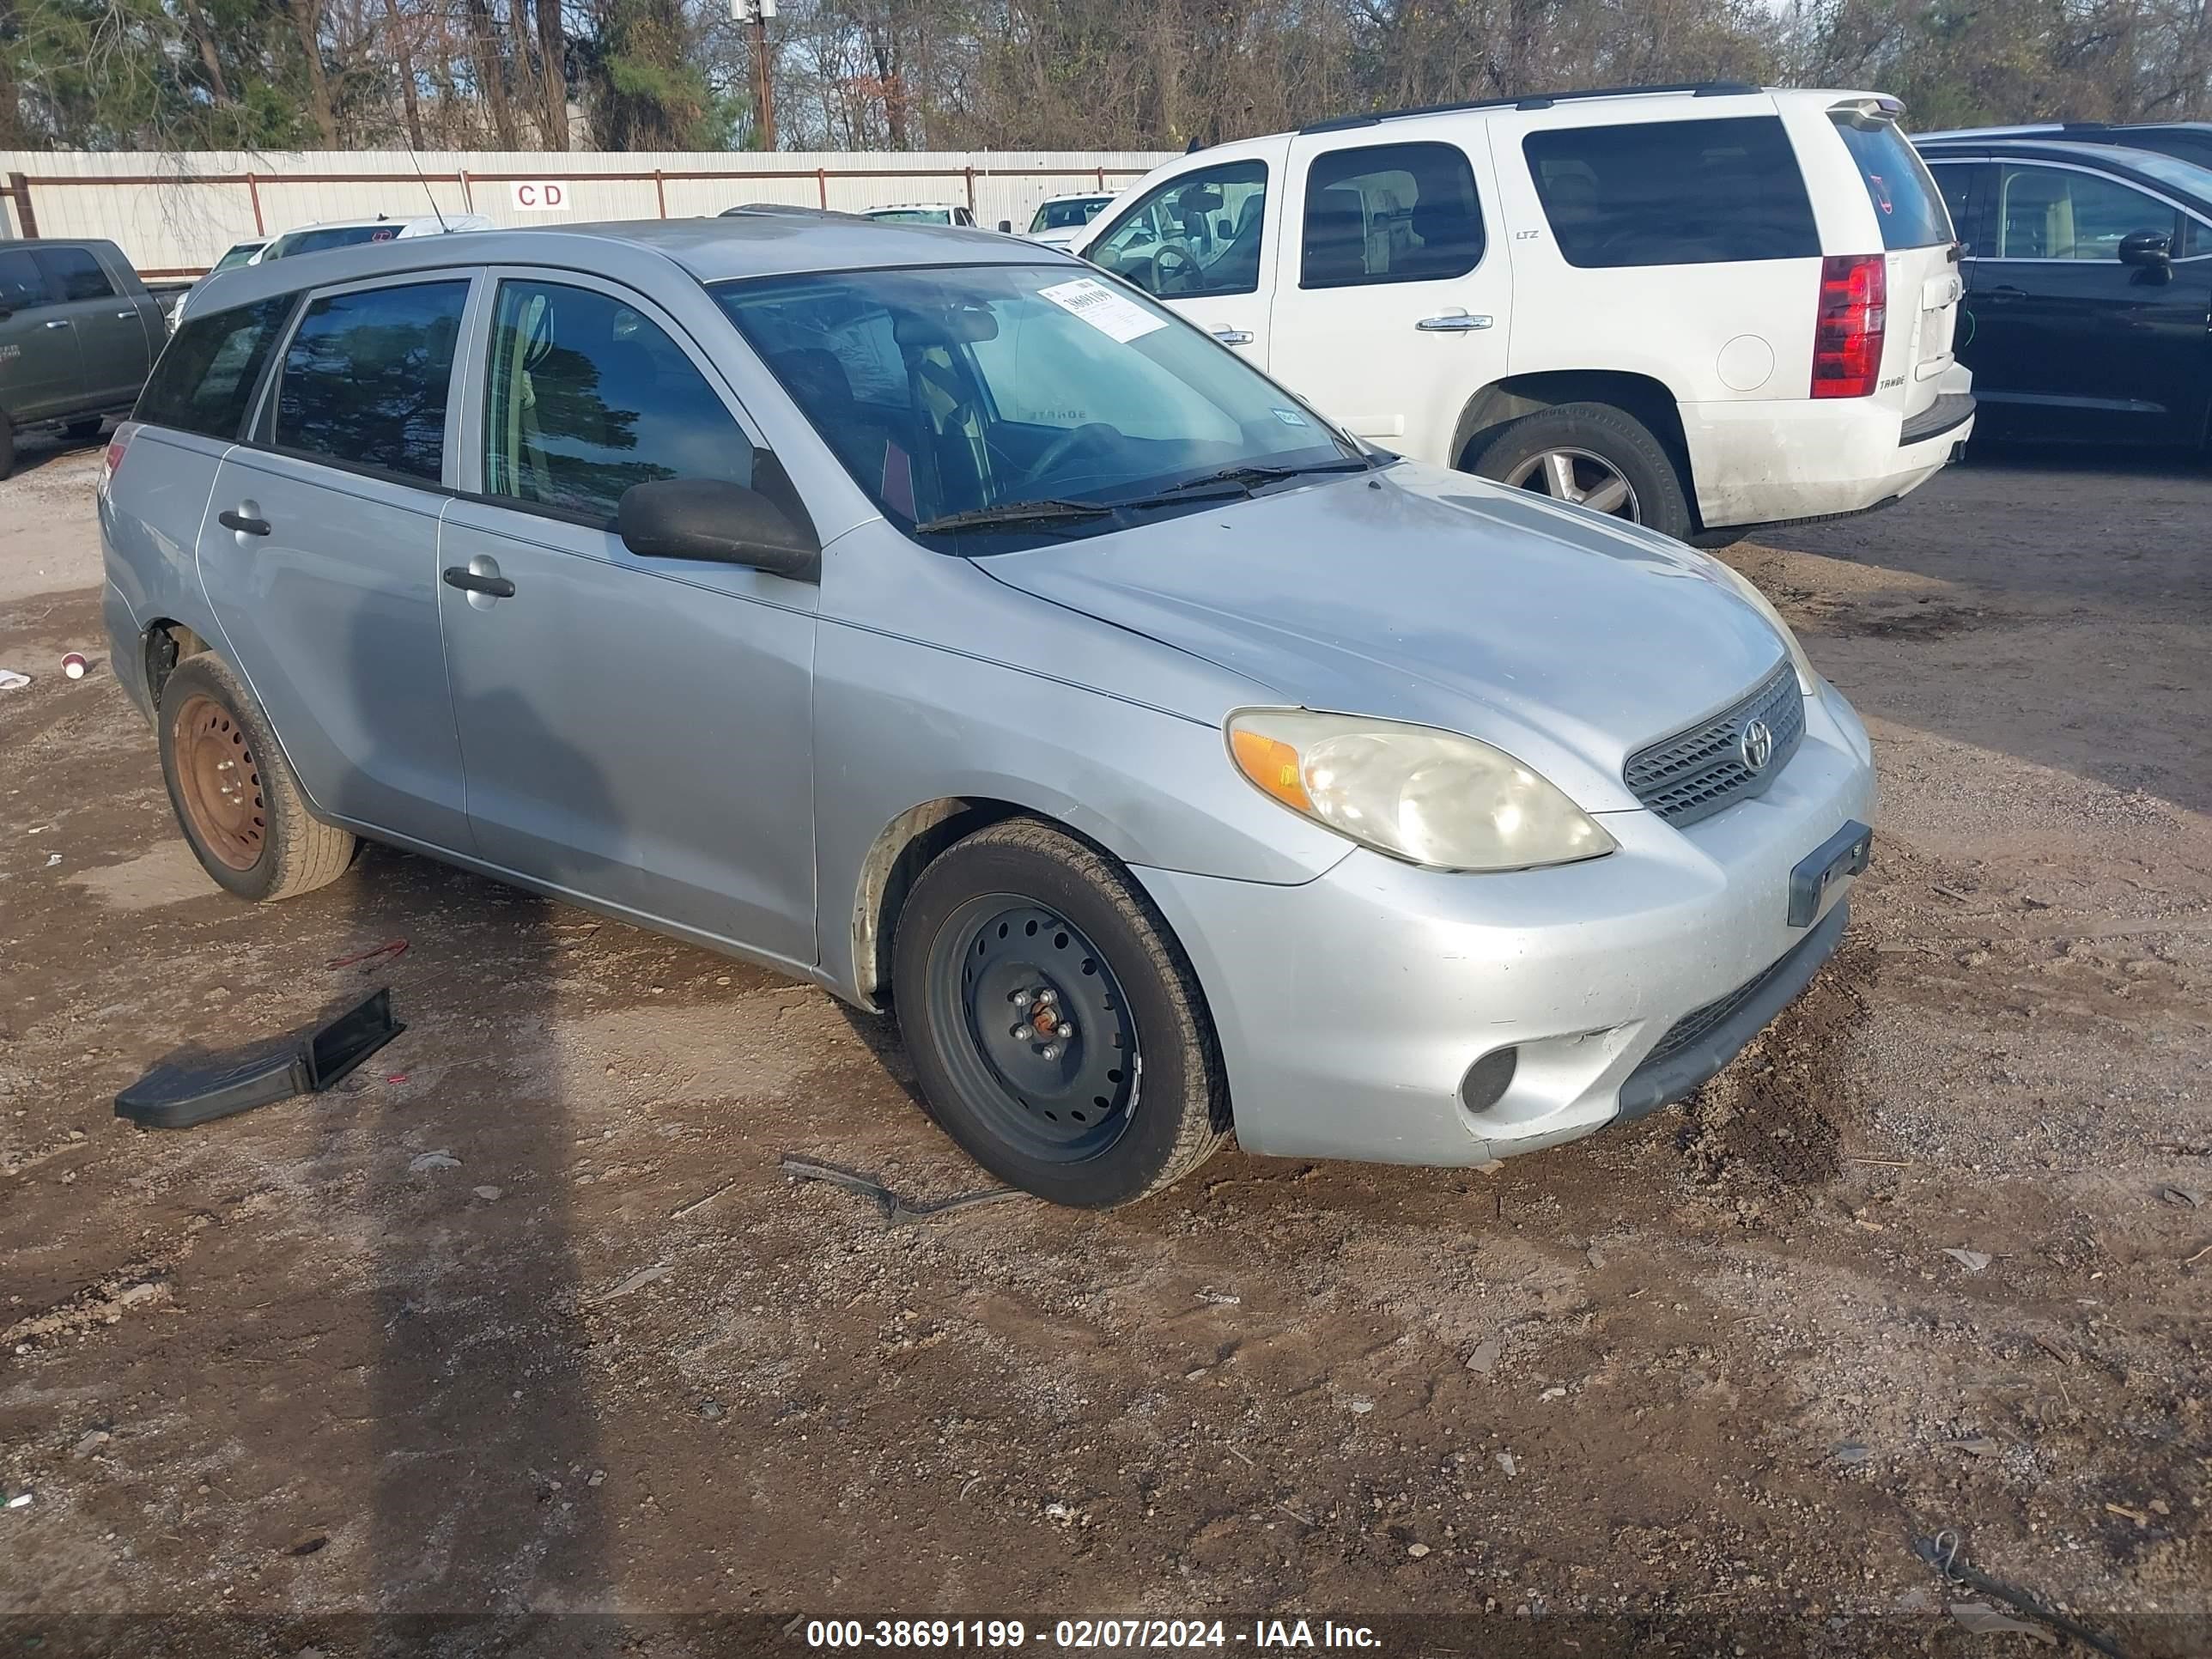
1133 686 1876 1166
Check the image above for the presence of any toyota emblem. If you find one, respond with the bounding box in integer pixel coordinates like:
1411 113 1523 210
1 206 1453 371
1740 717 1775 774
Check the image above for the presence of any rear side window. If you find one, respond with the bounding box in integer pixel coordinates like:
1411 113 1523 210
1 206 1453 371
33 246 115 301
1829 114 1954 248
1523 117 1820 267
1301 141 1484 288
136 295 295 440
0 249 45 311
273 280 468 482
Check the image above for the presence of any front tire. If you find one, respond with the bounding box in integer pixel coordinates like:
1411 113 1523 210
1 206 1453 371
158 653 357 902
1468 401 1694 541
891 818 1230 1207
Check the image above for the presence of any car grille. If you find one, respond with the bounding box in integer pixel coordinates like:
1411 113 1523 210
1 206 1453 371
1643 936 1808 1073
1622 659 1804 827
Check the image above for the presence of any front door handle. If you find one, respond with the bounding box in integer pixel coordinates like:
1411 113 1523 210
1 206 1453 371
218 509 270 536
1210 327 1255 346
1416 310 1493 331
42 319 71 330
116 309 137 319
443 566 516 599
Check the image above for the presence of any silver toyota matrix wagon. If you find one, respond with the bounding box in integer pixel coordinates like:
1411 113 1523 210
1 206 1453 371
100 216 1875 1207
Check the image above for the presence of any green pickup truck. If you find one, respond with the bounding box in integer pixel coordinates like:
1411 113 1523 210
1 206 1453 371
1 239 168 478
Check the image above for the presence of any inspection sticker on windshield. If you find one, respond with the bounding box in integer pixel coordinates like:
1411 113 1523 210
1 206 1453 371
1272 408 1310 427
1040 277 1165 343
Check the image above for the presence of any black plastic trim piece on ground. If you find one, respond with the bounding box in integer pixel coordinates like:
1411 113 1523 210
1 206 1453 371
115 989 404 1129
1615 901 1850 1122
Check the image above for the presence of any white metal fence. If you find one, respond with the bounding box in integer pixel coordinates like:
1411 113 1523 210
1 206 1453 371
0 149 1176 276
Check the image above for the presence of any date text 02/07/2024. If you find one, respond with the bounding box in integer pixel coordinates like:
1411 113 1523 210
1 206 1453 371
801 1618 1385 1650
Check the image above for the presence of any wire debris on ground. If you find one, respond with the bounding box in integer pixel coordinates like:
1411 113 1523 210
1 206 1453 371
779 1154 1024 1226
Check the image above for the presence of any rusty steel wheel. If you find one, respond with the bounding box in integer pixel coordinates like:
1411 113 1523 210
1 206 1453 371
170 693 267 871
155 652 356 902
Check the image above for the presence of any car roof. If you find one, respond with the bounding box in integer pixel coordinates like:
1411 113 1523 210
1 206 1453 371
1911 136 2212 207
183 215 1077 317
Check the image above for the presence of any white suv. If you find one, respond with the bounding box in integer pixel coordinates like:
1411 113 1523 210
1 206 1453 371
1078 84 1976 541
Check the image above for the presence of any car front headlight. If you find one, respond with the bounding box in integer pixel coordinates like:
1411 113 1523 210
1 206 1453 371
1705 559 1820 696
1227 710 1616 872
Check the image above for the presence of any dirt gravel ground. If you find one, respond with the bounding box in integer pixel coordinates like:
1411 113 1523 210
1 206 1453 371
1 426 2207 1658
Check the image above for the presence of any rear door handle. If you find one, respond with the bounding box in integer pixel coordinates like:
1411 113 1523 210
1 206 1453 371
1209 327 1254 346
443 566 516 599
218 509 270 536
115 309 137 319
42 319 71 330
1416 311 1493 331
1984 285 2030 302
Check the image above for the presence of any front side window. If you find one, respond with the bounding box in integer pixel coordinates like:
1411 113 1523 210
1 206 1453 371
1994 165 2181 260
482 279 755 525
1829 114 1953 249
136 294 295 439
33 246 116 301
273 279 468 482
1090 161 1270 298
1523 117 1820 268
0 249 46 311
717 263 1359 541
1301 141 1483 289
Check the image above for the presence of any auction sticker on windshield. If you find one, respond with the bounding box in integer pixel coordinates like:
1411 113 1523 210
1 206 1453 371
1039 277 1165 343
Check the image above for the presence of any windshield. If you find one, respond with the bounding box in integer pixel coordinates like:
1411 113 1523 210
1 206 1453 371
267 224 398 259
868 208 951 225
212 243 264 274
714 264 1360 543
1030 198 1112 232
1831 115 1954 248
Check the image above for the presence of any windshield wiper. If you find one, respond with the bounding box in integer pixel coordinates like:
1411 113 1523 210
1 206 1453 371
913 498 1115 534
1130 456 1376 503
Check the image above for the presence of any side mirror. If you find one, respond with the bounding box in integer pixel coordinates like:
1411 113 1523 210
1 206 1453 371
2118 229 2172 269
997 219 1013 234
617 477 819 582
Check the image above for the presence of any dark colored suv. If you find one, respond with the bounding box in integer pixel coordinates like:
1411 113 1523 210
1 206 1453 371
1914 137 2212 449
0 238 168 477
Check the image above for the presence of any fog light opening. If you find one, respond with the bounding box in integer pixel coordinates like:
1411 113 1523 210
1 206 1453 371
1459 1047 1519 1115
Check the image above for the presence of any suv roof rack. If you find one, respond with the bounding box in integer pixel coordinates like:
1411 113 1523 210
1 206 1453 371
1299 81 1761 136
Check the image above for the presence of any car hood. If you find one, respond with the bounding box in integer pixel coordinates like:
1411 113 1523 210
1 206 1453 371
979 462 1792 814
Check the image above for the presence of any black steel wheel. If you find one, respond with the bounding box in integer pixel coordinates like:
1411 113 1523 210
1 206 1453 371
892 817 1229 1207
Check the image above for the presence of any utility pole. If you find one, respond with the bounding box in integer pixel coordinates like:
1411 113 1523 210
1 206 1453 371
734 0 777 149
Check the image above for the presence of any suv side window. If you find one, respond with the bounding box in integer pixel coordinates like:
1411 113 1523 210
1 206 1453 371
33 246 116 302
482 277 755 526
1091 160 1270 298
1522 117 1820 267
137 295 296 439
0 249 46 312
1301 141 1483 289
272 279 469 483
1994 164 2182 259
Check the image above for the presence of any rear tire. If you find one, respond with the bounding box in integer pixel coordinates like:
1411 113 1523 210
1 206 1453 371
1468 401 1694 542
891 817 1230 1208
0 415 15 481
157 653 357 902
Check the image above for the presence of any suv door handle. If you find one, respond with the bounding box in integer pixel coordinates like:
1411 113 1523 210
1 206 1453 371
42 319 71 330
115 309 137 319
443 566 516 599
1209 327 1254 345
218 509 270 536
1416 310 1493 331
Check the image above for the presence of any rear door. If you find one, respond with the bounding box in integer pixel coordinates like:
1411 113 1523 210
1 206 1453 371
32 245 152 407
1084 143 1291 368
1265 135 1510 460
1960 161 2204 442
0 246 79 417
437 270 817 965
195 273 476 850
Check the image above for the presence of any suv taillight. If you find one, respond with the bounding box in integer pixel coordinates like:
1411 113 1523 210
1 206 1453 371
1811 254 1886 398
100 421 140 499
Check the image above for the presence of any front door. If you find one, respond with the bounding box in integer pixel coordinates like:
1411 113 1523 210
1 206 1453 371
1085 143 1290 369
438 271 818 969
1265 135 1510 460
1961 161 2209 443
194 274 475 851
0 246 81 418
32 246 152 408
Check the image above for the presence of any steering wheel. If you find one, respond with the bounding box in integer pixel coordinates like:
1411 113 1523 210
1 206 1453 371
1151 244 1196 292
1023 422 1119 488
